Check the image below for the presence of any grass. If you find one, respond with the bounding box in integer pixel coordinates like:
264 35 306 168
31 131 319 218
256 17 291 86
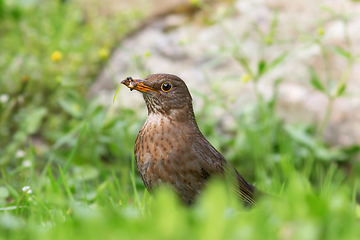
0 0 360 239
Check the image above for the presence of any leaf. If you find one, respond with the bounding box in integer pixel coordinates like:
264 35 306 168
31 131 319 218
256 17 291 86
24 107 47 134
336 82 346 97
309 68 325 92
4 183 18 197
285 125 316 149
331 46 350 59
257 60 267 76
267 51 288 71
0 187 9 198
58 99 82 118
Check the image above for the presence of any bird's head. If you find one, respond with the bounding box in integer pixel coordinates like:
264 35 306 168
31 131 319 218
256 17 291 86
121 74 194 120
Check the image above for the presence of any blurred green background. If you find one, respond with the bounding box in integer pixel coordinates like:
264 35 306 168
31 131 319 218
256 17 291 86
0 0 359 239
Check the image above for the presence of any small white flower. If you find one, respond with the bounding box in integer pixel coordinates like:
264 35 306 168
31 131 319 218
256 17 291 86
22 160 32 167
22 186 31 193
16 150 25 158
0 94 9 103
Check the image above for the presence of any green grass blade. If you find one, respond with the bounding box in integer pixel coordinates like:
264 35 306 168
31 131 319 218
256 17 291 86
63 122 87 173
58 165 74 202
352 178 359 209
47 166 58 193
113 83 122 104
130 154 142 213
39 154 54 189
112 170 125 205
57 122 87 185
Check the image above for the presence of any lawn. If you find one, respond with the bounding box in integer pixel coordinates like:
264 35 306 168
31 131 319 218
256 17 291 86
0 0 359 239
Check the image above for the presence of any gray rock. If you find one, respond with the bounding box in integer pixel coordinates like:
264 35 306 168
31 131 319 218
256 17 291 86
90 0 360 146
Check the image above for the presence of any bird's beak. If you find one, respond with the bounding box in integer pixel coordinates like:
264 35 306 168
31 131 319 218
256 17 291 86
121 77 158 93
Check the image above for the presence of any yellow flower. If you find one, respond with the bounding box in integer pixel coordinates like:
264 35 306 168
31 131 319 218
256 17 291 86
189 0 199 6
51 51 62 62
317 28 324 36
98 48 110 60
241 74 251 83
143 51 151 58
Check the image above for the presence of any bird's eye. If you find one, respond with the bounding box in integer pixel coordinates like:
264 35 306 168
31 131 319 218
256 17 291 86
161 82 172 92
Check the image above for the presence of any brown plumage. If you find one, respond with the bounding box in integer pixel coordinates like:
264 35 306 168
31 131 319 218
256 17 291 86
121 73 257 205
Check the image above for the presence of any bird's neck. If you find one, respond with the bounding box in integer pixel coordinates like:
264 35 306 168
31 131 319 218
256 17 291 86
147 104 199 129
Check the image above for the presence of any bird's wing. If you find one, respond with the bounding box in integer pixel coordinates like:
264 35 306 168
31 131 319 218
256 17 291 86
191 135 256 205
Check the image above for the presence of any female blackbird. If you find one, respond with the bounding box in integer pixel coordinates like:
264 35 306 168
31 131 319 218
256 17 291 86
121 73 257 205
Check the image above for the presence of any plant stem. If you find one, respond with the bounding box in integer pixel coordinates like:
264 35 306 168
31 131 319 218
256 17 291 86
317 40 332 97
316 98 334 140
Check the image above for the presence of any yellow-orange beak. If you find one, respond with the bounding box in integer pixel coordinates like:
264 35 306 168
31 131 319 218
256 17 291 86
121 77 158 93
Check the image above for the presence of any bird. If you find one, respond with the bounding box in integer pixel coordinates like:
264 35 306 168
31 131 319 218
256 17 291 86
121 73 258 205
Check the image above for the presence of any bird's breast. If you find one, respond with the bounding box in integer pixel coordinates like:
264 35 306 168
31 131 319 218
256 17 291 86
134 114 186 189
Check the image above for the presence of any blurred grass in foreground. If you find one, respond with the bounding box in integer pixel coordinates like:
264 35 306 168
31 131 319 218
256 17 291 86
0 0 360 239
0 176 359 240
